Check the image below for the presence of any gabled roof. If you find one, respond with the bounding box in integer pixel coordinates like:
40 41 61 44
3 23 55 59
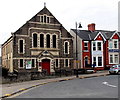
2 6 73 46
14 7 62 35
71 29 118 41
71 29 98 40
94 32 106 41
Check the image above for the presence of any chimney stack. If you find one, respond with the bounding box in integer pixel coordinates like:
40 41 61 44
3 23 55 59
88 23 95 31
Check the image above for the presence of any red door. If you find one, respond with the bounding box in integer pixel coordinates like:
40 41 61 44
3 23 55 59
42 59 50 74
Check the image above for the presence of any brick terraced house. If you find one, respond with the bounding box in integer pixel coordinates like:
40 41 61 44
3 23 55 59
70 23 120 70
1 6 73 76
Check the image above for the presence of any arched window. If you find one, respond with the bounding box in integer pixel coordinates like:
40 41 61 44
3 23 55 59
40 34 44 48
52 35 56 48
46 34 50 48
33 33 37 47
64 41 69 54
19 40 23 53
18 39 25 54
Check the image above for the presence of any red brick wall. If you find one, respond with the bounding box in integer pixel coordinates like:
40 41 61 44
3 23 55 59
112 33 119 39
82 41 91 68
95 34 104 40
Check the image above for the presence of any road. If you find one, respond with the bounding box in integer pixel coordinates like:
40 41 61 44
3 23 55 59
11 75 118 98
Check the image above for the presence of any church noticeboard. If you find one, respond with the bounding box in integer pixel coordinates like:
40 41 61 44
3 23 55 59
26 60 32 69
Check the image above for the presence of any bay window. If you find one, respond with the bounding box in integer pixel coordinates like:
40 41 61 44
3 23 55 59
109 54 119 64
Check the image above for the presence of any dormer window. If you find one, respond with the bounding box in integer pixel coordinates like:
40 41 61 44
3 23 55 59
40 15 50 23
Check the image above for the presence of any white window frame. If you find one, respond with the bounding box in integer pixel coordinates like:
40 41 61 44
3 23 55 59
46 33 51 48
109 53 119 64
92 41 103 51
84 41 88 51
97 42 102 51
109 40 113 49
40 15 50 24
39 33 44 48
92 56 103 67
31 59 36 68
113 39 119 49
114 55 119 64
64 41 69 54
18 39 25 54
109 39 119 49
92 41 96 51
52 34 57 48
32 33 38 48
19 59 24 68
64 59 69 67
55 59 59 68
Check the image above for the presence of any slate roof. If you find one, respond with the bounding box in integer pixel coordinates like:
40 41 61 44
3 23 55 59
71 29 98 40
71 29 118 40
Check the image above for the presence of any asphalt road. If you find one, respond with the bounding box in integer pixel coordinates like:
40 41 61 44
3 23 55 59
12 75 118 98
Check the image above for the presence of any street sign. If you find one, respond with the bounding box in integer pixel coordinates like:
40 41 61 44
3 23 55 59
109 49 120 52
76 60 80 63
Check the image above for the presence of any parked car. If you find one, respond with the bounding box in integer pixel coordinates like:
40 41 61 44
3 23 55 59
109 64 120 74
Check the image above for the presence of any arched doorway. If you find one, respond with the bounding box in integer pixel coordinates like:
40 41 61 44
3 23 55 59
84 57 89 67
42 59 50 74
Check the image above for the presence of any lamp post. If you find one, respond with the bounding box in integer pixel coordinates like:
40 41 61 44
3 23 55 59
75 22 82 78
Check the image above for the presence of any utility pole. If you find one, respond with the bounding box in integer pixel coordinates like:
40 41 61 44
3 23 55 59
75 22 82 78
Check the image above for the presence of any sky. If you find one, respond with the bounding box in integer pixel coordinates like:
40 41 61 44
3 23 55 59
0 0 119 55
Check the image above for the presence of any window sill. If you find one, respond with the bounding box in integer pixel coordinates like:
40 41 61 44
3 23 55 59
18 53 24 54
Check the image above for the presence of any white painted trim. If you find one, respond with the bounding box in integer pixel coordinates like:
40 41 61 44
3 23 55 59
18 59 25 69
29 21 60 26
30 48 60 50
39 33 45 48
15 35 29 37
13 58 36 59
18 38 25 54
109 53 119 64
84 41 89 51
110 31 120 39
94 32 106 41
28 27 61 37
32 32 38 48
39 15 50 24
46 33 51 48
31 59 36 68
55 59 60 68
64 41 70 54
64 59 69 67
108 39 119 49
37 14 53 18
92 41 103 51
92 56 103 67
61 38 72 39
52 34 58 48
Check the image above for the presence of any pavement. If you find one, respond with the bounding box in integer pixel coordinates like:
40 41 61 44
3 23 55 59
0 70 109 99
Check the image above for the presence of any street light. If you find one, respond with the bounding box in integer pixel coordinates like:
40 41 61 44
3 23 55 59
76 22 82 78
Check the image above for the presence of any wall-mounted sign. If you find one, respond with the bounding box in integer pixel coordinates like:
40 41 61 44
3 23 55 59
92 51 103 55
109 49 120 52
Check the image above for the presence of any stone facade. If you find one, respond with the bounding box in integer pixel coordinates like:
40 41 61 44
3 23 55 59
2 6 73 74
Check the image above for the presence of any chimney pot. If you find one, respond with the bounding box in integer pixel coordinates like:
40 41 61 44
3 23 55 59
88 23 95 31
